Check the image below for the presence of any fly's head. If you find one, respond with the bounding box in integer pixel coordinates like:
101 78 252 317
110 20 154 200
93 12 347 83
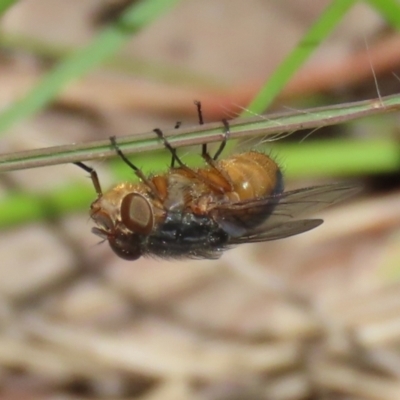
90 190 155 260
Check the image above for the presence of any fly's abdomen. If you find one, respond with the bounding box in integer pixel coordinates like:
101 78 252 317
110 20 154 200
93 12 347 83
217 151 283 201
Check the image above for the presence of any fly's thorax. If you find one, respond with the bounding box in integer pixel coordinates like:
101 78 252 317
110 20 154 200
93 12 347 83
160 169 210 211
217 151 282 200
162 172 191 210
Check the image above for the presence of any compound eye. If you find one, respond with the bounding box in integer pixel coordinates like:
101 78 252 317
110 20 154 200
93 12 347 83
109 232 142 261
120 193 154 235
92 211 114 231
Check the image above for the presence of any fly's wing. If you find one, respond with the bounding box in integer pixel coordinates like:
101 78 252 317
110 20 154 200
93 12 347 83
258 183 359 228
213 183 359 239
229 219 323 244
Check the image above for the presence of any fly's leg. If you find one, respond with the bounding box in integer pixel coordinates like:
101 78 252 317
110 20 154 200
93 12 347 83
169 100 228 167
168 121 182 168
74 162 102 197
153 128 190 171
154 127 231 192
109 136 149 183
194 100 208 162
212 119 230 160
154 101 232 193
193 101 233 192
202 118 230 165
194 100 230 162
109 136 163 201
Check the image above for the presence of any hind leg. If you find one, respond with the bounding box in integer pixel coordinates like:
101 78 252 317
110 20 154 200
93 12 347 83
191 102 232 192
154 126 232 194
193 100 230 163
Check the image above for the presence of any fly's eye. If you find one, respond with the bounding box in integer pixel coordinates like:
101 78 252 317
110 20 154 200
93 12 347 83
109 232 141 261
120 193 154 235
92 211 114 231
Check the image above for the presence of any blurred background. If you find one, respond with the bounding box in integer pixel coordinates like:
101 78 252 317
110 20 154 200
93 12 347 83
1 0 400 399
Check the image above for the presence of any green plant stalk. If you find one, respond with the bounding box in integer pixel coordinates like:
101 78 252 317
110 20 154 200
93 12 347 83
0 137 398 229
277 139 399 178
0 0 182 134
366 0 400 30
0 94 399 173
242 0 357 116
0 0 17 14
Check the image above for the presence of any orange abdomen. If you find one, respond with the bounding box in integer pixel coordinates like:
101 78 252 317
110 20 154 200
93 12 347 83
217 151 282 200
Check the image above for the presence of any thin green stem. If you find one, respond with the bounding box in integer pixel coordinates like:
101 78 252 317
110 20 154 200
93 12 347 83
365 0 400 30
0 94 399 173
0 0 18 14
242 0 357 116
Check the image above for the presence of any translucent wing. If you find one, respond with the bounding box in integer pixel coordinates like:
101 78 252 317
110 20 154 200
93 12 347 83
259 183 358 228
229 219 323 244
213 183 359 238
